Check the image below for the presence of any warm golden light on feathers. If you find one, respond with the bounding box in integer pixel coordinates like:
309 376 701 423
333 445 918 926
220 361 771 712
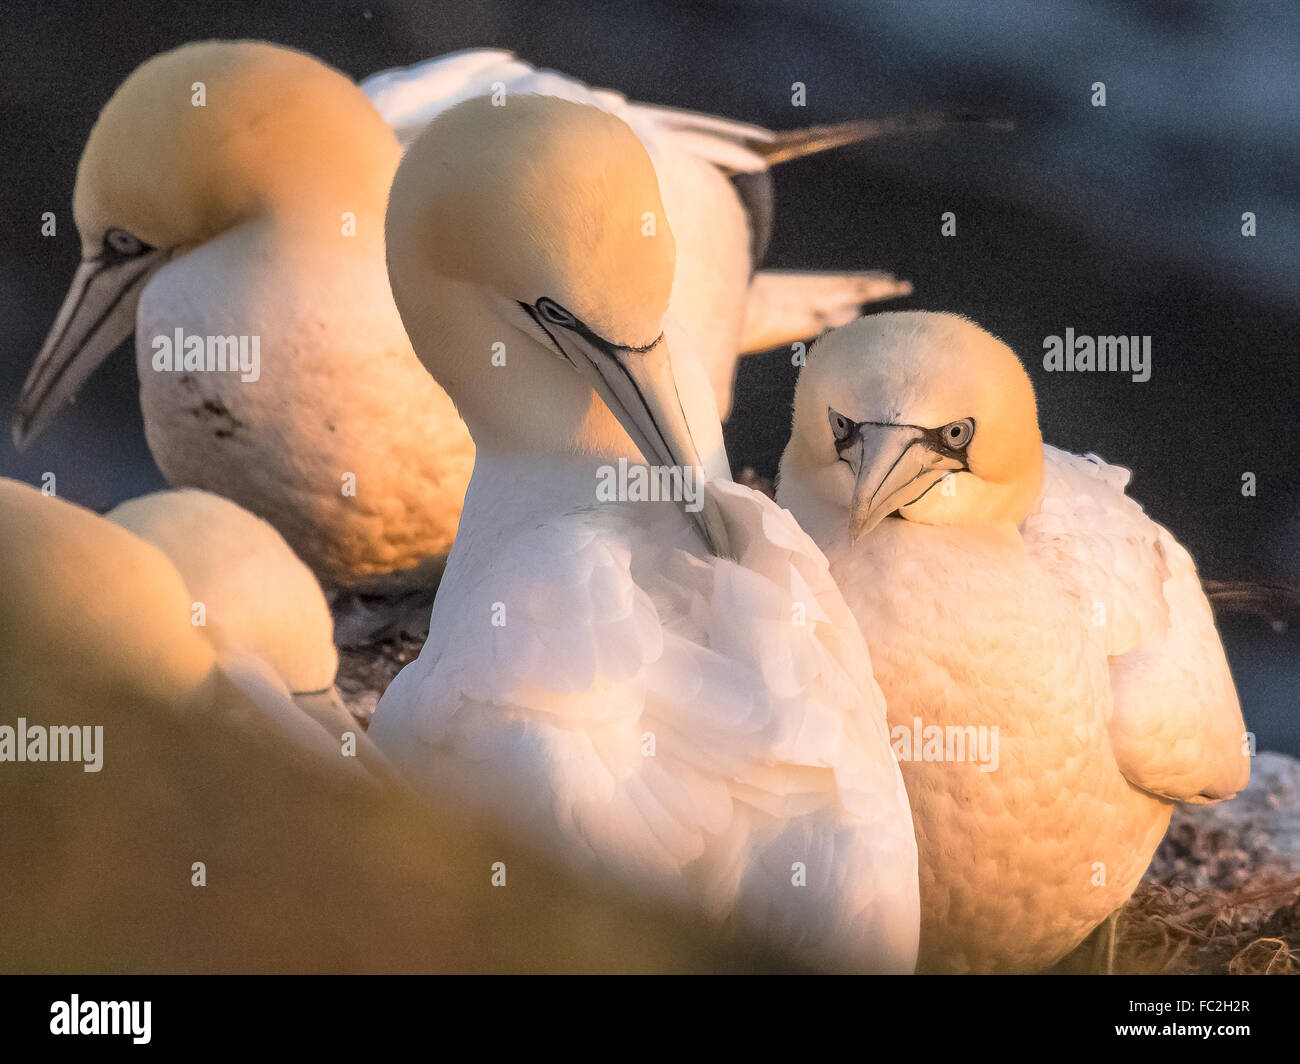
107 490 339 695
0 480 215 709
73 40 401 253
386 94 676 349
798 311 1045 524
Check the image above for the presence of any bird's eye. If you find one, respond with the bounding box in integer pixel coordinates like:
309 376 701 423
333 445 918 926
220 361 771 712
942 418 975 449
828 408 855 442
103 228 148 258
536 298 576 328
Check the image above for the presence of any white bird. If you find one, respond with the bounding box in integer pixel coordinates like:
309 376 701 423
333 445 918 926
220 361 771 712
776 311 1250 972
371 94 920 972
14 40 915 596
0 478 771 973
104 487 383 765
0 478 379 782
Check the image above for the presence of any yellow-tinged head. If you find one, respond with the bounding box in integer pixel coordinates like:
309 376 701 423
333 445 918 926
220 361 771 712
73 39 398 254
386 94 676 363
15 40 400 447
780 312 1044 536
386 94 731 553
0 479 216 713
107 490 339 696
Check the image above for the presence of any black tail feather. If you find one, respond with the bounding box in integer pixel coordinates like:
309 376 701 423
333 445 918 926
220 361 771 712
753 113 1015 167
1204 579 1300 630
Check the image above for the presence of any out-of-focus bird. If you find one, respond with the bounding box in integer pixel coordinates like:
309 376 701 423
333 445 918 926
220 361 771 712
776 311 1250 972
0 479 381 774
0 478 775 973
372 95 920 972
105 487 378 762
13 40 923 599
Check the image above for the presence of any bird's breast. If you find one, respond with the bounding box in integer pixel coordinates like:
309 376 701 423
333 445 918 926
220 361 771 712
131 231 474 585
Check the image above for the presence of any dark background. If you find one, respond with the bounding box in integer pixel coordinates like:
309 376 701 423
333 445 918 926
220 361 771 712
0 0 1296 751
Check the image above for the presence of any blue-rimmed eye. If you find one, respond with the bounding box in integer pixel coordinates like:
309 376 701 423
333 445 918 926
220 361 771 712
536 298 576 328
104 228 147 257
942 418 975 449
829 408 855 442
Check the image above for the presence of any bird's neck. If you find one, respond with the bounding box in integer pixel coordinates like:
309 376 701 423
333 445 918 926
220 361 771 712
397 274 647 460
468 445 643 524
438 446 638 593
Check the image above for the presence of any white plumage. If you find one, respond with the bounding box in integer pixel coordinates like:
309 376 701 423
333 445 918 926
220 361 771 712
376 471 919 969
372 94 919 971
16 41 907 598
776 311 1247 971
362 48 772 168
1025 447 1245 804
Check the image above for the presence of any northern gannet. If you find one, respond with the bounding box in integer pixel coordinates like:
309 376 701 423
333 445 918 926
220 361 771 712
0 479 777 972
14 41 912 593
776 311 1250 972
15 42 473 593
0 478 378 780
105 488 376 761
372 95 920 972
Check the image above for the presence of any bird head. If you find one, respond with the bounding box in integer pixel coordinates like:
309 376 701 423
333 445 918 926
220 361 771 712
781 311 1044 539
107 489 340 699
15 39 399 446
385 93 730 553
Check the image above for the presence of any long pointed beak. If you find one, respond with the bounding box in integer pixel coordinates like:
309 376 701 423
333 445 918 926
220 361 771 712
846 424 962 539
529 307 731 557
291 686 400 785
13 248 170 448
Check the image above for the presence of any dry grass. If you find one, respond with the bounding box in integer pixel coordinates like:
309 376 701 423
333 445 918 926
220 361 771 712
1117 754 1300 975
1118 874 1300 974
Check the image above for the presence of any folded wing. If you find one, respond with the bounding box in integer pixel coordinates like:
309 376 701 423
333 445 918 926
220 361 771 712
1021 447 1248 803
373 480 918 971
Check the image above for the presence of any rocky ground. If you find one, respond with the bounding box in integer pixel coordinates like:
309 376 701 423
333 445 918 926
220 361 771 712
1120 752 1300 975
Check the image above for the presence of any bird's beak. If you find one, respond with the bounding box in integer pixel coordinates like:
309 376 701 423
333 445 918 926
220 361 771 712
291 686 358 736
846 424 963 539
527 303 731 557
291 686 401 784
14 247 171 448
